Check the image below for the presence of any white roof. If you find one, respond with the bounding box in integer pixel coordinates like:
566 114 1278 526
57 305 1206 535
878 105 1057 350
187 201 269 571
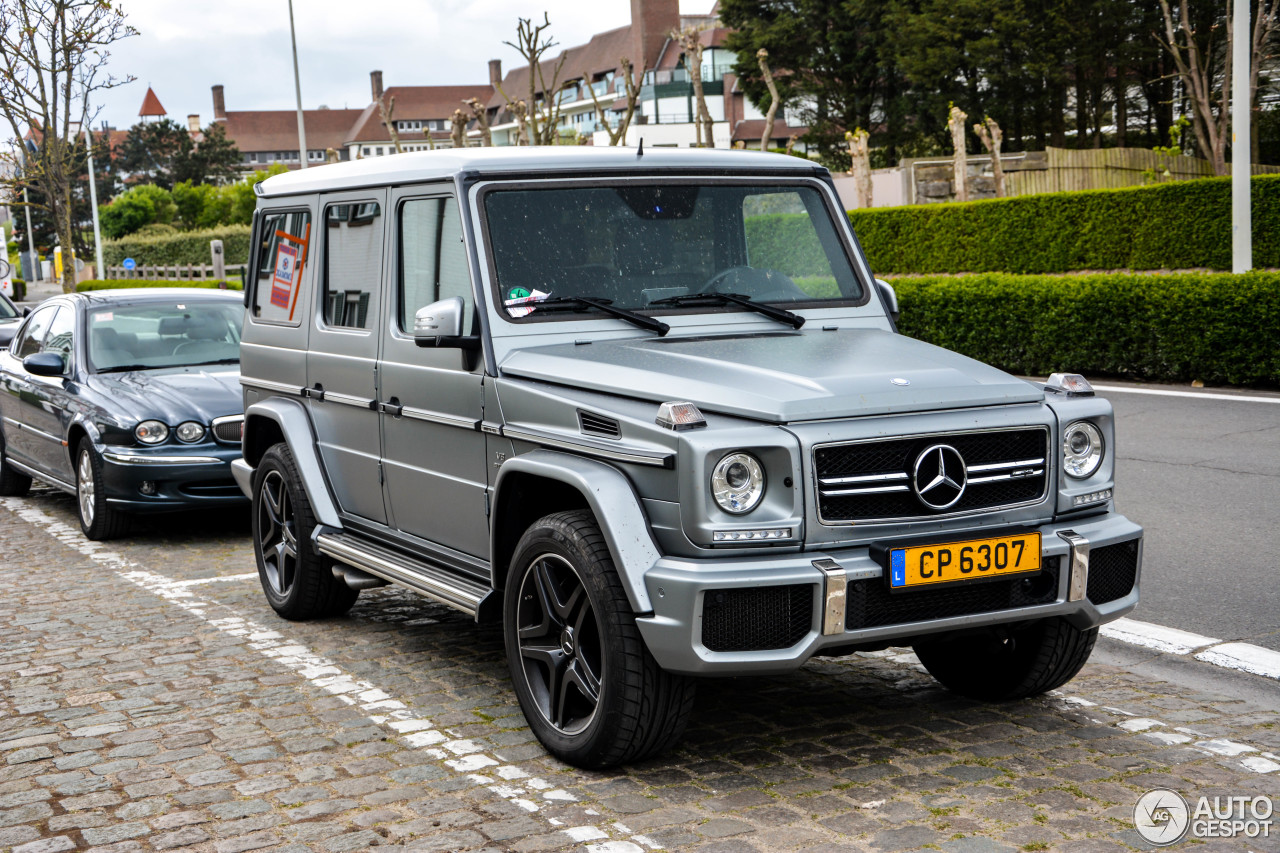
257 146 824 197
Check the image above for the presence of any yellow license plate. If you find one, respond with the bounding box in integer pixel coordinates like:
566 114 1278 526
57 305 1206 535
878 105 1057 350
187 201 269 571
889 532 1041 591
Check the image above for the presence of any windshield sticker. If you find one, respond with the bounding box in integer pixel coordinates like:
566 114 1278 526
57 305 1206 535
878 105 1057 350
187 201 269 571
94 312 113 322
270 242 299 309
504 289 549 318
507 287 531 300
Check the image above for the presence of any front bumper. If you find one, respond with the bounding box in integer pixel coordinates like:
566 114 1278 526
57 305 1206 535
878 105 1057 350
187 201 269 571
635 511 1142 675
101 444 247 512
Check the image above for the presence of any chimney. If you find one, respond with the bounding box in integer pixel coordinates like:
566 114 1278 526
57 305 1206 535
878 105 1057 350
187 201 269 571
187 114 201 133
631 0 680 74
488 59 502 88
371 70 384 102
211 85 226 121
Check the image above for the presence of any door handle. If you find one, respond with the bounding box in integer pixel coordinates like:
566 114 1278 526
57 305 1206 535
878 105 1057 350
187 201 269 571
380 398 403 417
304 384 325 402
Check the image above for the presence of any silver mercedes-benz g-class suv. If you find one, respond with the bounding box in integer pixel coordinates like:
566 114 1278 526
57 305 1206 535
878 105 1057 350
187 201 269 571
234 147 1142 768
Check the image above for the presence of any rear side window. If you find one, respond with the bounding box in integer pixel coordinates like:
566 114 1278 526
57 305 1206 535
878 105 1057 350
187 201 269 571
251 209 313 325
399 196 471 334
324 201 383 329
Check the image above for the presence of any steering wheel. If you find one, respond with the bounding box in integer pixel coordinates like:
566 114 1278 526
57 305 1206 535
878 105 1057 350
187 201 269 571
697 266 810 302
695 265 754 295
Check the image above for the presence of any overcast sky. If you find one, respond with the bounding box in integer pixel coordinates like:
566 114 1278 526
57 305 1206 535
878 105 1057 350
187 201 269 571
94 0 707 130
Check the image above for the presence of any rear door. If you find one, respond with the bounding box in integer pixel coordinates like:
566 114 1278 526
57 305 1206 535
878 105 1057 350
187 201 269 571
22 306 76 480
306 192 389 524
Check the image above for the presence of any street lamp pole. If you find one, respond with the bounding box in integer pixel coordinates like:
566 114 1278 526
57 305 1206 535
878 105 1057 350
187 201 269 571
83 126 105 278
1231 0 1252 273
288 0 308 169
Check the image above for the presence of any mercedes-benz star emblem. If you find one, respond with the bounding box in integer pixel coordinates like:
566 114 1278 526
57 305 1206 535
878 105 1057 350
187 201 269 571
912 444 967 510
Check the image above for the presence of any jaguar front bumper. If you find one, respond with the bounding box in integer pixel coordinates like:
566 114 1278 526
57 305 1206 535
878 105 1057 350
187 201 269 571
635 511 1142 676
101 444 247 512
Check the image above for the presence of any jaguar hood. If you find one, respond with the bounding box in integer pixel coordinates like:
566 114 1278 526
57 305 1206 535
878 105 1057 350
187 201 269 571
85 365 243 425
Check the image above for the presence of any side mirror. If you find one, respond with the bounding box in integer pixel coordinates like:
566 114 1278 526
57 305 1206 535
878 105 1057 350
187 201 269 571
22 306 31 316
414 297 465 345
875 278 899 325
23 352 66 377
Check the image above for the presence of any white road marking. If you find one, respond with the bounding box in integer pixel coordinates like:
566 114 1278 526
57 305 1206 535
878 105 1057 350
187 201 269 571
167 573 259 586
1099 617 1221 655
0 499 654 851
1091 384 1280 404
1195 643 1280 679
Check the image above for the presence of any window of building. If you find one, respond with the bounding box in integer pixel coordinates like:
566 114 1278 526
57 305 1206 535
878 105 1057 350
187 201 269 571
251 209 313 325
399 196 469 334
376 147 384 156
308 150 323 161
323 201 382 329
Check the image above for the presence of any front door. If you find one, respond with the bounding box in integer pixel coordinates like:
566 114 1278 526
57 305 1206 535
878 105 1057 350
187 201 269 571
0 304 57 469
306 193 388 524
378 191 489 558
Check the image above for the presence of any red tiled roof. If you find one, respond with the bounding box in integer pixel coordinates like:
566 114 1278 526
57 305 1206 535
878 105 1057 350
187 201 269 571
731 118 809 143
139 87 166 117
486 25 635 113
222 109 365 153
346 85 492 143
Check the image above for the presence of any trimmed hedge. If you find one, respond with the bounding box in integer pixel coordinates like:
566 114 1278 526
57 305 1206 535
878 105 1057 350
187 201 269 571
893 272 1280 386
849 175 1280 274
77 279 242 292
102 224 252 268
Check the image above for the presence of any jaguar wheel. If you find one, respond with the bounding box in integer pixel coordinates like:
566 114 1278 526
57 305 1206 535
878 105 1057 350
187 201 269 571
252 443 357 620
74 442 128 540
504 510 695 768
913 617 1098 701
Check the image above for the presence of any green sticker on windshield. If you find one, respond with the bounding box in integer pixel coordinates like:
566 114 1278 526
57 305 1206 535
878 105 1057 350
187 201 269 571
508 287 531 300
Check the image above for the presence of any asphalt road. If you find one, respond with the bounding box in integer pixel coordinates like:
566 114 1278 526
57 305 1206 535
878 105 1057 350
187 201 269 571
1103 382 1280 651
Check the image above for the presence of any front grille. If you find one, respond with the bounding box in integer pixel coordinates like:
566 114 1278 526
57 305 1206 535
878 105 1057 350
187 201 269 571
212 416 243 444
1087 539 1139 604
816 427 1049 523
701 585 813 652
178 480 243 498
846 556 1061 629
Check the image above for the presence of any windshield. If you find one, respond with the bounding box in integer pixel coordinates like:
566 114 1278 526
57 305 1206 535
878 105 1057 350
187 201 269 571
88 301 242 373
483 182 863 320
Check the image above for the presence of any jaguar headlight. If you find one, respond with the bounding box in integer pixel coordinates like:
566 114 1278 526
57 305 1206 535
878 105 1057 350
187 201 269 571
711 452 765 514
175 421 206 443
1062 421 1104 479
134 420 169 445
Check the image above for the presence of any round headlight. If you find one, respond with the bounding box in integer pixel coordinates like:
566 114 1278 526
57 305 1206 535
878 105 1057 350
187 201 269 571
1062 421 1103 479
175 421 206 443
134 420 169 445
711 452 765 514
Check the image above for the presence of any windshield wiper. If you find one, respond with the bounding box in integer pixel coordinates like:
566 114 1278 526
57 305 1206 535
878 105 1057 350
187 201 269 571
649 292 805 329
96 363 156 374
184 358 240 367
532 296 670 336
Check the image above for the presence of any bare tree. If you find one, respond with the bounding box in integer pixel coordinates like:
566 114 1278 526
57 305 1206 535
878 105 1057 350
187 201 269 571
450 109 468 149
674 26 715 147
947 105 969 202
584 59 643 146
0 0 136 292
376 91 405 153
973 116 1006 198
464 98 492 147
757 49 781 152
1157 0 1277 176
501 14 569 145
845 129 872 208
325 147 341 164
785 134 798 156
507 99 531 146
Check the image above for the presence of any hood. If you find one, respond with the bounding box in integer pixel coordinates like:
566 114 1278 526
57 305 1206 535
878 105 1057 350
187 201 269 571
85 365 243 425
499 328 1042 423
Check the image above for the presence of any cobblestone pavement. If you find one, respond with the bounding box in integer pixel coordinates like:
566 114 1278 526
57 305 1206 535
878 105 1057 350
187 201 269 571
2 488 1277 853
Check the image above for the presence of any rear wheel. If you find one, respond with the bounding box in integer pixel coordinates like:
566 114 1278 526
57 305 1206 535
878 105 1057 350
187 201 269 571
0 428 31 497
504 510 695 768
252 443 357 620
913 617 1097 701
75 442 128 540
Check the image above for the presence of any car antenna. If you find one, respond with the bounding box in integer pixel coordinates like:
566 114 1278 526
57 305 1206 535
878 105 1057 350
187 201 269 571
637 137 644 158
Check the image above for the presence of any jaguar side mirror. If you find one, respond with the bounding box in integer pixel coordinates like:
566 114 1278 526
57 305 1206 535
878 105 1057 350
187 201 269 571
23 351 66 377
875 278 899 325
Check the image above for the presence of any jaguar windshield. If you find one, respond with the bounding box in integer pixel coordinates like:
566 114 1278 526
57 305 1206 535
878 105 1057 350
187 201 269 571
483 182 864 320
88 301 243 373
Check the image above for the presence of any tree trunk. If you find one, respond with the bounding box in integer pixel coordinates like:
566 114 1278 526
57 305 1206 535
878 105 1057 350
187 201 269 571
973 117 1006 198
677 27 715 147
1114 78 1128 147
450 109 467 149
757 49 780 152
845 129 872 208
465 98 492 147
947 105 969 202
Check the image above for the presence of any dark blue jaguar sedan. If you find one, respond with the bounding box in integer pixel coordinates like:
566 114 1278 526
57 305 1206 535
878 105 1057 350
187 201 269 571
0 289 246 539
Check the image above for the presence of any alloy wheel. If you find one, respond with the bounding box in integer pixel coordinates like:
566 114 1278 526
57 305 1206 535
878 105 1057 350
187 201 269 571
514 553 603 735
77 449 95 526
258 470 298 597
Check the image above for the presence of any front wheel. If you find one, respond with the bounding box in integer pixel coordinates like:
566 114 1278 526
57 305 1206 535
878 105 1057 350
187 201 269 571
75 443 128 540
504 510 695 768
913 617 1097 701
252 443 357 620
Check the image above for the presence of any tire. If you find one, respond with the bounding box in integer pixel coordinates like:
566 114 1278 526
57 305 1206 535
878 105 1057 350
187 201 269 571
75 442 129 540
252 443 357 620
913 617 1098 701
504 510 696 769
0 428 31 497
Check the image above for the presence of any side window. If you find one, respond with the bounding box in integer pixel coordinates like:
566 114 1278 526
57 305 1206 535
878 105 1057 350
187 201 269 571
399 196 472 333
252 209 313 324
14 305 57 359
42 308 75 370
324 201 383 329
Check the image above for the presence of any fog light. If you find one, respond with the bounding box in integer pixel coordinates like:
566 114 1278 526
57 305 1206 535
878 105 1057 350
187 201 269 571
139 481 158 496
712 527 792 542
1073 488 1112 506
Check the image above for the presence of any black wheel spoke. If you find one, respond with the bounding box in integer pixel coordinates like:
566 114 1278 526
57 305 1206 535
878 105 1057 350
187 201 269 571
258 471 296 597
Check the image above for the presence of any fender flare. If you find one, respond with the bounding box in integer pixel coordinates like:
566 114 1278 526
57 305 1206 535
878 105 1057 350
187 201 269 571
64 415 104 464
492 449 660 614
241 397 342 529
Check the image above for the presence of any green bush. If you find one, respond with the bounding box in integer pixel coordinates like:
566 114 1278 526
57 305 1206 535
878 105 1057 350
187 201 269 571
102 224 252 267
76 278 242 292
846 175 1280 274
9 279 25 301
892 272 1280 386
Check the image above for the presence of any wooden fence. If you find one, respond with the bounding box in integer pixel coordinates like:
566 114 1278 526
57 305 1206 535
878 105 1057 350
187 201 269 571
103 263 248 282
1006 146 1280 196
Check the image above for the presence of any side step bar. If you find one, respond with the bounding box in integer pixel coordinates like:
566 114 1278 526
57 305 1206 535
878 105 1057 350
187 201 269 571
316 531 493 619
